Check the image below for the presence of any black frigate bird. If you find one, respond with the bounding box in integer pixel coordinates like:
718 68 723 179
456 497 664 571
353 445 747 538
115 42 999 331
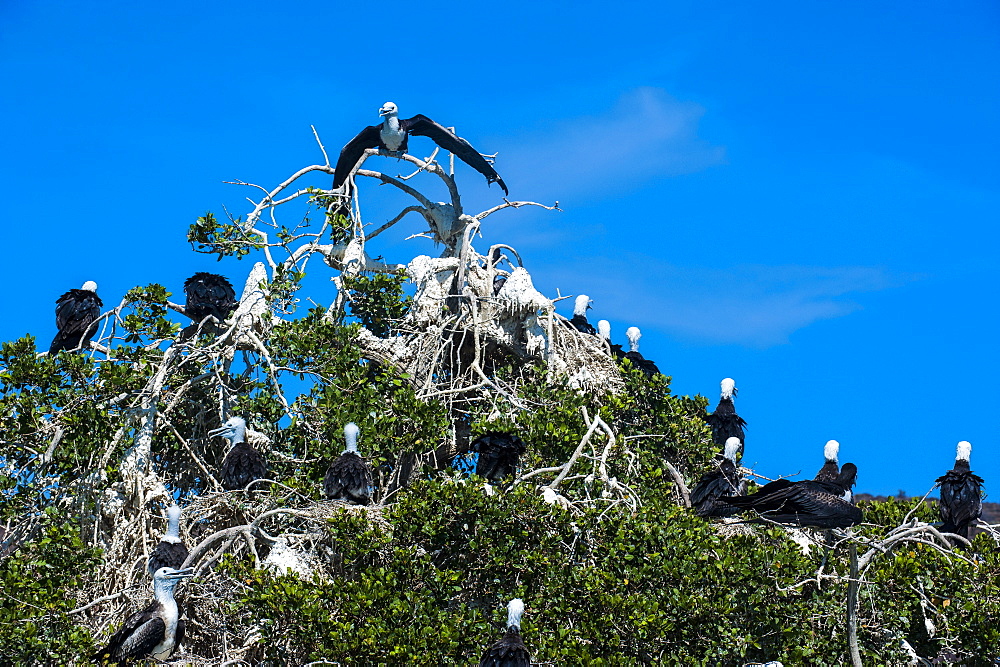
622 326 660 377
480 598 531 667
49 281 102 354
92 566 194 665
210 416 269 491
723 463 862 529
936 440 984 546
690 437 747 518
147 505 188 576
813 439 841 483
332 102 508 195
184 272 237 323
471 432 527 482
704 378 746 451
323 422 374 505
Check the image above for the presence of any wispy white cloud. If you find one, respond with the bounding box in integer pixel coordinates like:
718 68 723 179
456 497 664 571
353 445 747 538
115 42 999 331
545 259 917 347
499 87 726 200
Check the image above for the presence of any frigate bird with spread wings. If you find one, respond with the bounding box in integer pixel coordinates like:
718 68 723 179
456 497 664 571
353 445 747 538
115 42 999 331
332 102 508 195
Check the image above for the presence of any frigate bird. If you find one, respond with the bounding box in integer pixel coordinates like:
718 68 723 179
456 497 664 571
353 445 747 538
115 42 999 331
690 437 746 517
567 294 596 334
323 422 374 505
471 432 527 482
597 320 626 360
723 464 862 529
184 272 237 323
49 281 102 354
210 417 269 491
147 505 188 576
813 440 841 483
936 440 984 545
92 566 194 665
480 598 531 667
332 102 508 195
704 378 746 451
623 326 660 377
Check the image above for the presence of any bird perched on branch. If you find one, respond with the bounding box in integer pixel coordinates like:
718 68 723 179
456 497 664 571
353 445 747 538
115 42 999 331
471 432 527 482
147 505 188 576
704 378 746 451
323 422 374 505
723 464 862 529
566 294 596 335
813 440 841 483
49 281 102 354
597 320 626 360
184 272 237 323
210 416 269 491
332 102 508 195
480 598 531 667
936 440 984 546
690 437 746 517
92 566 194 665
623 327 660 377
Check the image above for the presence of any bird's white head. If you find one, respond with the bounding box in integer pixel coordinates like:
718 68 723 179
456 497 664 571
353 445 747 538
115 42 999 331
956 440 972 462
379 102 398 117
724 437 742 462
720 378 736 399
81 281 98 292
507 598 525 630
573 294 593 317
597 320 611 341
209 416 247 445
344 422 360 453
164 505 182 541
152 566 194 598
626 326 641 352
824 439 840 463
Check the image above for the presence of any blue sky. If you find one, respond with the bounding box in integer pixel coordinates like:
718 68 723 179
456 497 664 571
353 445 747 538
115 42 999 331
1 1 997 495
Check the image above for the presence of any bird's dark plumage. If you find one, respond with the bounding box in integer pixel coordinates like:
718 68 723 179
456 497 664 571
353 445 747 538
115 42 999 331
220 443 268 491
568 314 596 335
936 442 984 544
471 432 527 482
324 452 373 504
147 541 188 576
704 379 746 451
480 627 531 667
184 272 237 323
723 465 862 529
813 440 841 483
333 106 508 195
623 351 660 378
49 285 102 354
690 439 746 518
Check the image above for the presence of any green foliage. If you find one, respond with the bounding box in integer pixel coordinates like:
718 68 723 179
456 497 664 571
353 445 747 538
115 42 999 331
0 509 100 664
342 272 412 336
188 211 263 260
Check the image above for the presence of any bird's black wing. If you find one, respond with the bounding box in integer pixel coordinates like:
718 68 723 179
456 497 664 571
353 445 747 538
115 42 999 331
220 444 268 491
480 628 531 667
568 315 596 335
92 602 163 663
324 452 373 504
148 540 189 575
937 470 985 537
332 124 383 190
51 289 102 353
184 273 237 321
472 433 527 482
404 115 509 195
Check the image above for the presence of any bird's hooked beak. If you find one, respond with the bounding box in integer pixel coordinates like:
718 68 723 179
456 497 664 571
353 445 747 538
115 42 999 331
379 104 395 117
208 424 233 438
165 567 195 580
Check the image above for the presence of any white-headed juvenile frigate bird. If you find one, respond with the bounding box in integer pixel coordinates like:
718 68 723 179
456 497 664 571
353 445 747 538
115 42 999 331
332 102 508 195
623 326 660 377
210 416 269 491
936 440 984 546
723 463 862 529
567 294 596 334
813 439 841 483
480 598 531 667
92 566 194 665
704 378 746 451
323 422 374 505
597 320 626 360
49 281 102 354
690 437 746 518
147 505 188 576
471 432 528 482
184 272 237 323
